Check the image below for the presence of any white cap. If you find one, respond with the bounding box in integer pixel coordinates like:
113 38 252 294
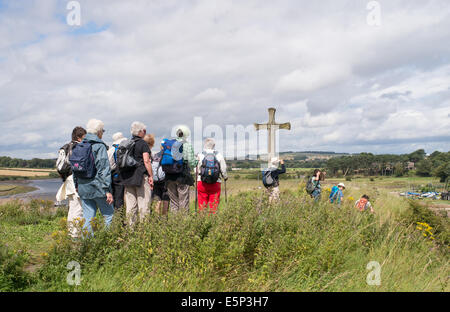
338 183 346 189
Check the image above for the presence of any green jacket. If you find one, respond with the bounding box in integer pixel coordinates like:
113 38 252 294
177 138 198 169
76 133 112 199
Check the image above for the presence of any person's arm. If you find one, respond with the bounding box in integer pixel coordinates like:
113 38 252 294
196 153 202 178
95 144 113 203
219 153 228 180
368 202 374 214
278 162 286 174
184 142 198 168
143 152 153 189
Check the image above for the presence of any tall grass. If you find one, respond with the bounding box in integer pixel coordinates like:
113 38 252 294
31 189 448 292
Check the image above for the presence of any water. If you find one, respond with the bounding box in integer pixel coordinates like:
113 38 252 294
0 179 62 201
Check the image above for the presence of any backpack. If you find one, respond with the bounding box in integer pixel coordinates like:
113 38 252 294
306 177 317 194
200 151 221 184
69 140 98 179
356 198 368 211
160 139 184 174
56 142 75 181
151 152 166 182
329 185 339 202
116 138 138 171
262 169 275 188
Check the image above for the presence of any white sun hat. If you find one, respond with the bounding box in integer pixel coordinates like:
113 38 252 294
338 183 346 189
112 132 126 145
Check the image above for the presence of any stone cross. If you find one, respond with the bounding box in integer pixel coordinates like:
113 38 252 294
254 107 291 167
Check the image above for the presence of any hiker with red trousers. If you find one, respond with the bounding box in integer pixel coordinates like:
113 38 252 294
196 138 228 214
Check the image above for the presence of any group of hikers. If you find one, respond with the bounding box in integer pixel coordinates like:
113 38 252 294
56 119 229 238
55 119 373 239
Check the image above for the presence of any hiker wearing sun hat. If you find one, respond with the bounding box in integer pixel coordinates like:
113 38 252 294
108 132 127 210
330 182 345 205
263 157 286 204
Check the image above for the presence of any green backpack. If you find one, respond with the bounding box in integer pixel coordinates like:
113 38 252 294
306 177 317 194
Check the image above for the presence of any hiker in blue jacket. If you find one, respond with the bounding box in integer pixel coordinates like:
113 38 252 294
329 183 345 206
75 119 114 234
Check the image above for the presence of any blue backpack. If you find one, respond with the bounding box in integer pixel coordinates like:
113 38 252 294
329 185 339 203
160 139 184 174
200 151 220 184
69 140 98 179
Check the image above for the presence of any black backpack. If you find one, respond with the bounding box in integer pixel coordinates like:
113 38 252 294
200 151 221 184
56 142 75 181
116 138 138 171
262 169 275 188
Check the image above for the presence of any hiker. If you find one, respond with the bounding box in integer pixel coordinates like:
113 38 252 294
196 138 228 214
163 125 197 213
71 119 114 235
355 195 374 213
56 126 86 238
107 132 127 210
151 142 170 217
143 133 155 154
144 133 169 216
306 169 323 201
263 157 286 204
329 183 345 205
120 122 154 227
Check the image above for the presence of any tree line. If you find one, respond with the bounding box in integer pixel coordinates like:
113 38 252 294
0 156 55 169
325 149 449 182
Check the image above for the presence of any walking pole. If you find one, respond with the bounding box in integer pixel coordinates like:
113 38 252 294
224 176 228 204
195 166 198 212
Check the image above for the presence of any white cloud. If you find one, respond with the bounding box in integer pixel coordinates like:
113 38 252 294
0 0 449 158
275 64 352 93
194 88 227 102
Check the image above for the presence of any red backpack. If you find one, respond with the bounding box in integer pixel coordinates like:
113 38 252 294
357 198 368 211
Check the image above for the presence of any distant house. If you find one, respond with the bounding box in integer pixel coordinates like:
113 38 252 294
407 162 415 170
232 168 242 171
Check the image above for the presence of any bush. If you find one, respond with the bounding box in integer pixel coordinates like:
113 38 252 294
0 200 65 225
0 243 32 291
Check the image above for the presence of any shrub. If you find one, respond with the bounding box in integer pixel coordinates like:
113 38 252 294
0 243 32 291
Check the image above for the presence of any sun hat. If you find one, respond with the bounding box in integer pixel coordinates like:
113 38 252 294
112 132 126 145
338 183 346 189
271 157 280 167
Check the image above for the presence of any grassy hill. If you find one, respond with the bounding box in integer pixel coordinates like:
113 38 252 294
1 179 448 292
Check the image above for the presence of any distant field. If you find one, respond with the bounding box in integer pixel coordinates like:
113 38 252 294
0 168 56 177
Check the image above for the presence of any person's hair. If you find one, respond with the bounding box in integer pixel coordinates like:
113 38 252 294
131 121 146 136
313 169 321 176
362 194 370 200
204 138 215 150
86 119 104 134
143 134 155 149
72 126 86 141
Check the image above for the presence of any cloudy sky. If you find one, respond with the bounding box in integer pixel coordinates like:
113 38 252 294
0 0 449 159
